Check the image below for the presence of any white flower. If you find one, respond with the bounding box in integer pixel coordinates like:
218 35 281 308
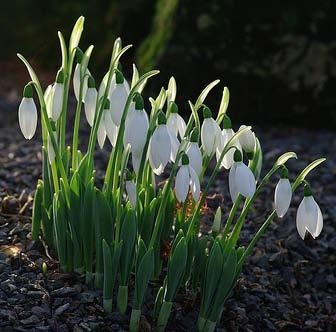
229 153 256 202
124 95 149 160
109 73 129 126
186 142 202 176
84 77 97 127
104 110 118 147
149 112 173 175
167 103 186 138
98 72 130 102
175 155 200 202
126 180 137 209
201 107 221 156
238 125 255 153
51 83 64 121
73 63 89 102
44 84 53 118
216 128 242 169
97 118 106 149
18 95 38 140
274 178 292 218
296 187 323 240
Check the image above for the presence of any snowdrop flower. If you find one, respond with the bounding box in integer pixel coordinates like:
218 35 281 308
18 83 37 140
175 154 200 203
84 76 97 127
274 167 292 217
167 102 186 139
125 171 137 209
201 106 221 156
186 128 202 176
296 184 323 240
73 49 89 102
44 84 53 118
109 70 129 126
50 69 65 121
149 112 172 175
216 115 242 169
238 125 256 157
97 117 106 149
124 94 149 172
229 150 256 202
103 99 118 147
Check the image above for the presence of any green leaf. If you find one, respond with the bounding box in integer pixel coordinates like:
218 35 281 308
69 16 85 53
216 86 230 124
58 31 68 69
131 64 139 89
212 207 222 234
134 247 154 309
167 76 177 105
292 158 326 192
273 152 297 169
194 79 220 111
80 45 94 79
31 181 43 240
165 236 188 302
249 138 263 181
17 54 43 94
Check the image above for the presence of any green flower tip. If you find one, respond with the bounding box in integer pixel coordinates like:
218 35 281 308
233 149 242 162
304 183 313 197
88 76 95 88
50 120 57 131
23 83 33 98
56 68 65 84
76 48 84 64
223 115 232 129
181 153 189 165
281 166 289 179
246 151 254 160
133 93 144 110
190 128 199 143
202 105 212 119
104 98 110 110
115 69 124 84
157 111 167 125
170 102 178 113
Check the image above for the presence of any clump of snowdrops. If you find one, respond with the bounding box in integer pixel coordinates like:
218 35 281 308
17 17 325 332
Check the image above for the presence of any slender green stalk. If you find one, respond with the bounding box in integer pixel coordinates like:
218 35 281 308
222 195 241 239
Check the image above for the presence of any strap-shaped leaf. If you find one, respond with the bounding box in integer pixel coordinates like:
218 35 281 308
167 76 177 105
131 63 139 89
31 181 43 240
292 158 326 192
248 137 263 181
58 31 68 69
80 45 94 79
216 86 230 124
194 79 220 111
69 16 84 53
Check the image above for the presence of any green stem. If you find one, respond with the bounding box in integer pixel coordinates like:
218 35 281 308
222 195 241 239
130 309 141 332
71 99 83 170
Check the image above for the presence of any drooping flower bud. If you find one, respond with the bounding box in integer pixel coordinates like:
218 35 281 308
18 83 38 140
201 106 221 156
84 76 97 127
274 167 292 218
186 128 202 176
238 125 256 156
50 69 65 121
167 102 186 139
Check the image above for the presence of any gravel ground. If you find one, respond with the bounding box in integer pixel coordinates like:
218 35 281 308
0 113 335 331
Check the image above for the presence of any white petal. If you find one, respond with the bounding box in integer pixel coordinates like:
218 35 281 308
229 163 239 202
124 109 149 157
51 83 63 121
186 142 202 176
126 180 137 208
132 154 142 174
296 196 319 240
176 114 186 138
84 87 97 126
73 64 89 101
314 202 323 238
167 113 178 137
175 165 190 202
168 129 180 162
201 118 216 156
239 125 255 153
274 179 292 218
235 162 256 198
44 84 53 118
18 98 38 140
221 129 242 169
109 84 129 126
149 125 171 175
104 111 118 147
97 119 106 149
188 166 200 202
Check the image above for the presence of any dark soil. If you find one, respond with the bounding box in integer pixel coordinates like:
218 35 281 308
0 100 335 331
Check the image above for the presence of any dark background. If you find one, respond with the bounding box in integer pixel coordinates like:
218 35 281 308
1 0 336 128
